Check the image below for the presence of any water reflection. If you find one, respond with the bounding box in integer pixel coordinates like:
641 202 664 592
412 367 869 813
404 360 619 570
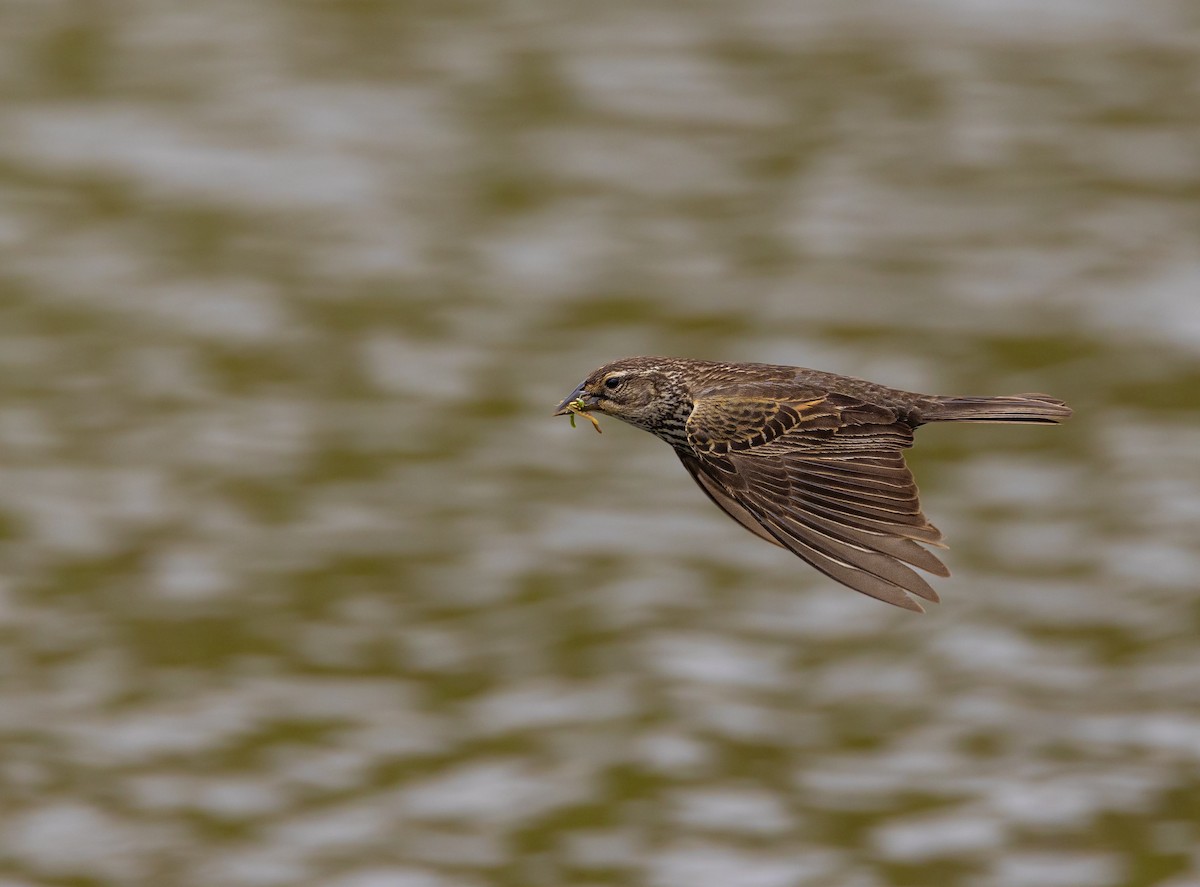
1 1 1198 885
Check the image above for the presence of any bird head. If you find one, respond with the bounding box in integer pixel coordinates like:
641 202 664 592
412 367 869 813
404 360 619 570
554 357 694 438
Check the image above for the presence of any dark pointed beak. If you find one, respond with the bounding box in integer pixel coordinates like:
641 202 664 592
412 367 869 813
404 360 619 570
553 384 598 416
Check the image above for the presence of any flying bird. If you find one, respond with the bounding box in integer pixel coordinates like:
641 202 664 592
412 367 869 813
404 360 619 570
555 357 1071 611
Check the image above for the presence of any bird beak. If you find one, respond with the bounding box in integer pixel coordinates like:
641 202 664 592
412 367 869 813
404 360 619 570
553 384 598 416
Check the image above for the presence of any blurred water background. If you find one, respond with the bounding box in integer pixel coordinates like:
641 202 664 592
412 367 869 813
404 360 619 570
1 1 1199 885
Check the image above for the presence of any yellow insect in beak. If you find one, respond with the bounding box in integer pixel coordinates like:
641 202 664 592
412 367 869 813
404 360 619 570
564 398 602 433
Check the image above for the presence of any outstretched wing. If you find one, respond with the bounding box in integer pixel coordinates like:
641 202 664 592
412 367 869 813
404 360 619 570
681 390 948 611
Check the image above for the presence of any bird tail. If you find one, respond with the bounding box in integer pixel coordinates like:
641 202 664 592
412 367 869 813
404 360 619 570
920 394 1072 424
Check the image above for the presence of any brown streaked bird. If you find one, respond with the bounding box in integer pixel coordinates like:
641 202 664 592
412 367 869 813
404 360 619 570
554 357 1071 612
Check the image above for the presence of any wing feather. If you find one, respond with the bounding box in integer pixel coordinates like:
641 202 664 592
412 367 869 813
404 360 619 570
677 452 783 548
683 391 950 610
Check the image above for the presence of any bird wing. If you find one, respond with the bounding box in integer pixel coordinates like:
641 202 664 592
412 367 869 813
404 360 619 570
682 391 948 612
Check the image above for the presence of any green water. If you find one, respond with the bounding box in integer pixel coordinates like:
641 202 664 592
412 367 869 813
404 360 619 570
1 2 1199 886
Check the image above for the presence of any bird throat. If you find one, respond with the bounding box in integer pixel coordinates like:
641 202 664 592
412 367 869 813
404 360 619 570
646 394 694 449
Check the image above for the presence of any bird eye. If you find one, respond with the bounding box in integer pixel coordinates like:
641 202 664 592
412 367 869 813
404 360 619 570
604 376 621 390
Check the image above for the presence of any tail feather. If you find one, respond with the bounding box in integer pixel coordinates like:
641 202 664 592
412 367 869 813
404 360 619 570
921 394 1072 424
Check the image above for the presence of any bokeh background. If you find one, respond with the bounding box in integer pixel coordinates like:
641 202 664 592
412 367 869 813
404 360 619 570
2 1 1199 885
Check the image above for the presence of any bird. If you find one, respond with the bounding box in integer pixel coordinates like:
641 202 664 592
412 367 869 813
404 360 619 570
554 357 1071 612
